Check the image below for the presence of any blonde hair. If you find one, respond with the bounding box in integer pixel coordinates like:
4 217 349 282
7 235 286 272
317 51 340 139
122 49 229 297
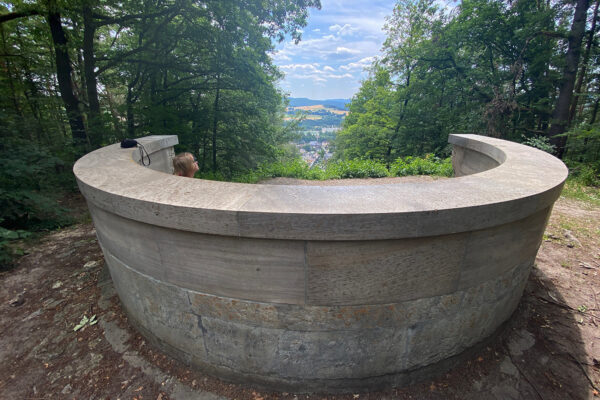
173 152 195 177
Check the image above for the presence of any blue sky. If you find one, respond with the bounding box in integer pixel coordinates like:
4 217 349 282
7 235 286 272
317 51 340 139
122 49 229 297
272 0 398 100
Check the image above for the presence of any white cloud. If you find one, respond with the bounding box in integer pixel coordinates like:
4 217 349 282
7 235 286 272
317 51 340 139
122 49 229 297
271 0 397 98
272 53 291 62
339 56 376 71
335 47 361 55
279 63 321 73
324 73 353 79
329 23 358 36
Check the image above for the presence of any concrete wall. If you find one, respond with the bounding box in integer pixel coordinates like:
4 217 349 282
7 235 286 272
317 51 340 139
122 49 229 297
74 134 568 392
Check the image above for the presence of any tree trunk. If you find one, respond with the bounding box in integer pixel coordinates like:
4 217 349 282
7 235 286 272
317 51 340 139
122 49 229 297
211 76 221 172
126 85 135 137
569 0 599 123
548 0 591 158
45 3 87 147
83 3 103 147
590 96 600 123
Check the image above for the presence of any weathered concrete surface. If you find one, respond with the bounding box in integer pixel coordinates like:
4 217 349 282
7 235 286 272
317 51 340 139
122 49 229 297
74 135 567 240
73 134 568 392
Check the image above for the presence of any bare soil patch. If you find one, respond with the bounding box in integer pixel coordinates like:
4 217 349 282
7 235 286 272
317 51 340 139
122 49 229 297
1 192 599 399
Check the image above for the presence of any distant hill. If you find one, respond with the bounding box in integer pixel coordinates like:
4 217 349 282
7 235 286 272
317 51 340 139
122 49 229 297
288 97 350 110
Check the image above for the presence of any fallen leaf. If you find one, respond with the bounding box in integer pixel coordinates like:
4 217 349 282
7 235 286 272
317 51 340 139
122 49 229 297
477 356 484 362
134 386 144 392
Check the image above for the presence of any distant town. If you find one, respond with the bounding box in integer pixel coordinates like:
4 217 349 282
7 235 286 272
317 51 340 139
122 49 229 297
285 98 350 166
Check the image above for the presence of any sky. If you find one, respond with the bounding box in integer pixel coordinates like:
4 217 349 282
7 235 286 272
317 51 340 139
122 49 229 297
271 0 398 100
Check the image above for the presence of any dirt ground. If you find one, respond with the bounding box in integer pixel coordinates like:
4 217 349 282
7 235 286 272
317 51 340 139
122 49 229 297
0 191 599 400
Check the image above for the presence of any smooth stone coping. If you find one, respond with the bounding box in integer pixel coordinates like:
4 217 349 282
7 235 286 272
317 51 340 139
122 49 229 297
73 134 568 241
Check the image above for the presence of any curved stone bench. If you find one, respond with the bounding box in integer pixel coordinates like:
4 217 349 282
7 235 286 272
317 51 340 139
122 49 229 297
74 134 567 392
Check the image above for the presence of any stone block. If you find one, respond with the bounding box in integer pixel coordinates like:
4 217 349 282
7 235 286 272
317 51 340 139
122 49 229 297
306 235 466 305
458 207 550 290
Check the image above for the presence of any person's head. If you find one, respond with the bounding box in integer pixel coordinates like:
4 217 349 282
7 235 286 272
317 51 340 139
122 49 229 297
172 152 199 178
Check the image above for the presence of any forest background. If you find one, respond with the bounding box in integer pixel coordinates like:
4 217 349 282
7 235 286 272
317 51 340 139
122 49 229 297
1 0 599 267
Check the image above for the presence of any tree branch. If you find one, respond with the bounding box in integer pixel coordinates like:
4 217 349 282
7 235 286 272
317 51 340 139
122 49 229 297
0 9 41 24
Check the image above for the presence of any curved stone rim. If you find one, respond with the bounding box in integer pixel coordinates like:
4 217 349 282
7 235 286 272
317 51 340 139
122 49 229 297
73 134 568 240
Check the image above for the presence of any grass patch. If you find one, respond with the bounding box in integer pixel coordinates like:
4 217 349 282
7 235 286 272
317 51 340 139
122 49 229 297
561 178 600 206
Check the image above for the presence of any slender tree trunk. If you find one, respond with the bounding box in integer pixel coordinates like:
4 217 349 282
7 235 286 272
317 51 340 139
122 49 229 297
548 0 591 158
45 3 87 147
590 96 600 123
0 25 24 125
211 75 221 172
190 94 202 165
126 85 135 137
201 131 208 171
104 88 123 140
570 0 599 123
387 68 412 163
126 68 142 138
83 3 103 147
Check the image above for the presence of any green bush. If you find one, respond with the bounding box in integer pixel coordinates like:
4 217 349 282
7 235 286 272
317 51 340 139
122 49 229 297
0 139 76 269
196 170 227 181
0 223 32 270
0 140 75 231
390 154 453 177
564 160 600 187
203 155 453 183
578 165 600 187
521 134 556 154
323 159 389 179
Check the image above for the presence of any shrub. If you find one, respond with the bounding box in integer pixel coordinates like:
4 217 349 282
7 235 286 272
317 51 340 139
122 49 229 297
0 222 32 270
324 159 389 179
201 155 453 183
390 154 453 177
521 134 556 154
564 161 600 187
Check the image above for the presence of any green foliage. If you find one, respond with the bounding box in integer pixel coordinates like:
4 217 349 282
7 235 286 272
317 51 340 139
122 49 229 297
0 224 32 270
577 165 600 187
0 140 74 231
336 0 599 181
0 139 75 269
254 158 322 181
390 155 453 177
565 161 600 187
521 135 556 154
0 0 321 265
563 125 600 169
203 155 452 182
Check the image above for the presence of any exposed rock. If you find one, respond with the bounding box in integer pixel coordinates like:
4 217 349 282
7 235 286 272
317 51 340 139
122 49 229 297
83 260 101 270
8 290 25 306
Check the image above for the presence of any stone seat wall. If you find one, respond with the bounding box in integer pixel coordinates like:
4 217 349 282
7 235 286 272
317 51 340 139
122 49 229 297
73 134 568 392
